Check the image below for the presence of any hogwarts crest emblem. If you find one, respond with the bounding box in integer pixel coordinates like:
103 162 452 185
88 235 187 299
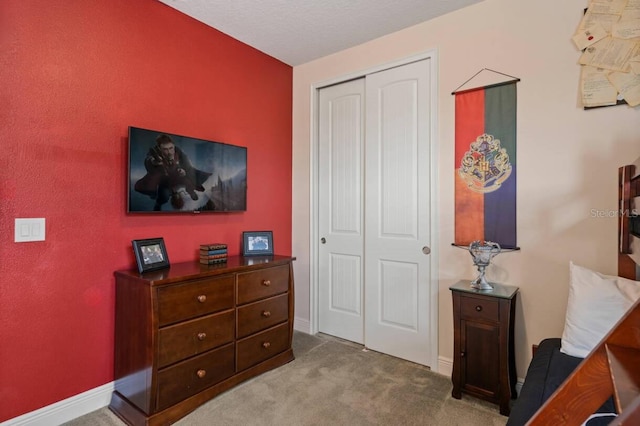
459 133 512 193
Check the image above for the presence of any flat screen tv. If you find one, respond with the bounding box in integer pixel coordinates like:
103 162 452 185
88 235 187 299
128 126 247 213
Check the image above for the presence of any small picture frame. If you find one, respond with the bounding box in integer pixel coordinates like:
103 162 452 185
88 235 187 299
243 231 274 256
132 238 170 273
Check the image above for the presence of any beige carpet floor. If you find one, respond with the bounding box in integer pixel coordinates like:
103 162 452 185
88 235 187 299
64 332 507 425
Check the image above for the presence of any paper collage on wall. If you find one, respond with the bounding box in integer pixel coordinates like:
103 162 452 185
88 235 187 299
574 0 640 108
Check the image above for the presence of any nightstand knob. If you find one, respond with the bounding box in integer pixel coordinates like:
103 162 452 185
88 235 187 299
262 341 271 349
196 369 206 378
461 352 466 357
262 310 272 317
197 332 207 341
262 280 271 286
197 295 207 303
475 305 482 312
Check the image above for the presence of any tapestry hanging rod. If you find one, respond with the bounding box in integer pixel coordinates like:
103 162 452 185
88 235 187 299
451 68 521 95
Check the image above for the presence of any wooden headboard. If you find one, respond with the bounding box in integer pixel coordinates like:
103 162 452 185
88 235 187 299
619 157 640 280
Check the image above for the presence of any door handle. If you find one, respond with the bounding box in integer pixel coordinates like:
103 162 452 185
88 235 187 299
422 246 431 255
321 237 326 244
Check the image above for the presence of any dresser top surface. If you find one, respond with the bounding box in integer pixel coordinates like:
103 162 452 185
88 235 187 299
115 255 295 284
450 280 519 299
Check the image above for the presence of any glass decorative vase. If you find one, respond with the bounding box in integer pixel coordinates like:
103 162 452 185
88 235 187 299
468 240 501 290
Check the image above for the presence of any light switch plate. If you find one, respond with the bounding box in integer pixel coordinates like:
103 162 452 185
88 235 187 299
15 218 46 242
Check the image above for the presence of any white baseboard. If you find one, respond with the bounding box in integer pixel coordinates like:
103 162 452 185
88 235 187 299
515 378 523 396
437 356 453 377
294 316 311 334
1 382 113 426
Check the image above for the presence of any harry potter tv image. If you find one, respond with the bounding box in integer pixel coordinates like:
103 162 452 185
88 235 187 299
128 127 247 213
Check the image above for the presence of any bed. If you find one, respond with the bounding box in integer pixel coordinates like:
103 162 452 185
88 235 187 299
507 157 640 426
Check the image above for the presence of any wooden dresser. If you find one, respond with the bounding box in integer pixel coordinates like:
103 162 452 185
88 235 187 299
450 280 518 416
109 255 295 426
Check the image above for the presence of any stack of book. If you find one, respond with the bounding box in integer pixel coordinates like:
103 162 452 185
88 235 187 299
199 243 228 265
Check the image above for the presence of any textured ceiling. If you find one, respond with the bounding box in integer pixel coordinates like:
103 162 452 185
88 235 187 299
157 0 484 66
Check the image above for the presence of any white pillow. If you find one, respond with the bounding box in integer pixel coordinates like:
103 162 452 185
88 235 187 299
592 268 640 302
560 262 634 358
614 275 640 302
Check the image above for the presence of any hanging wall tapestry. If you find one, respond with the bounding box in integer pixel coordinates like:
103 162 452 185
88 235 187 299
453 70 519 249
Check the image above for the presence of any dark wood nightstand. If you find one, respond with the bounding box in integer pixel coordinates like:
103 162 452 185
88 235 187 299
450 280 518 416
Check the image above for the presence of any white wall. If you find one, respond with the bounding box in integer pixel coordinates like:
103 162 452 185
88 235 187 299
292 0 640 379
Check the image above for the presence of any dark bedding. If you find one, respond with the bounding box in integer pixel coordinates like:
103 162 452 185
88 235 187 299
506 338 617 426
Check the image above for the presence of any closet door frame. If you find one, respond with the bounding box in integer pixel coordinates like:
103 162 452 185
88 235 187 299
309 49 440 372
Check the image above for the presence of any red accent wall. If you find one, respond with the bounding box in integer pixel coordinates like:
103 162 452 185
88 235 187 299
0 0 292 421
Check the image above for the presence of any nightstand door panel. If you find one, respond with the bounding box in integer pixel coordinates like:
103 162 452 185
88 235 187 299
461 319 500 398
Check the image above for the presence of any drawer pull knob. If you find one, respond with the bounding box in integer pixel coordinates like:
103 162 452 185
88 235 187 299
197 295 207 303
461 352 466 358
196 369 207 378
262 310 272 317
475 305 482 312
262 341 271 349
197 332 207 341
262 280 271 287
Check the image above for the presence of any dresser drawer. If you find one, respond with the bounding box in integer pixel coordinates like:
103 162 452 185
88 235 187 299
157 275 234 326
156 343 235 411
158 310 235 368
460 296 499 323
236 323 289 371
237 293 288 339
237 265 289 305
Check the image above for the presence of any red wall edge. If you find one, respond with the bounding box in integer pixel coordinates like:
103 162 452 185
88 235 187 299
0 0 292 420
